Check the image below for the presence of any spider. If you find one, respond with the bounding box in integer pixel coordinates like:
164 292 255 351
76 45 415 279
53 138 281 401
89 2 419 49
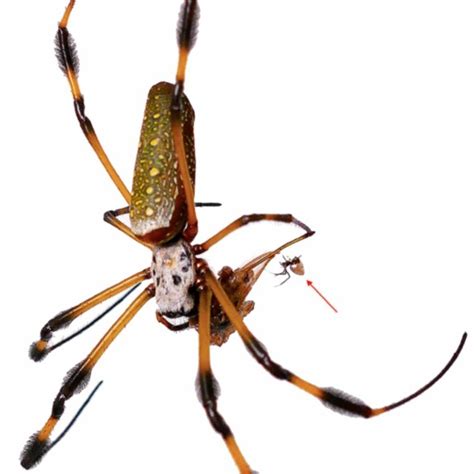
20 1 467 473
274 255 305 285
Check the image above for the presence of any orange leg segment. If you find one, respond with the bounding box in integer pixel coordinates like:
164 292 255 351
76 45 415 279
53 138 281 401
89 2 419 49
196 288 255 474
30 268 151 362
170 0 201 241
193 214 313 254
103 207 154 249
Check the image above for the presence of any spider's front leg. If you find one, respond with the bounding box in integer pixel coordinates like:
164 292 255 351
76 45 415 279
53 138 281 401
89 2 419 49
56 0 130 203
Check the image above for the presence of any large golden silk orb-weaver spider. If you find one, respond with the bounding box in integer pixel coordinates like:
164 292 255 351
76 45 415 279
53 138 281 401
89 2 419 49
20 1 467 473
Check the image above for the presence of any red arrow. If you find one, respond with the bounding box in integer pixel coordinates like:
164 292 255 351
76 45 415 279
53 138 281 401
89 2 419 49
306 280 338 313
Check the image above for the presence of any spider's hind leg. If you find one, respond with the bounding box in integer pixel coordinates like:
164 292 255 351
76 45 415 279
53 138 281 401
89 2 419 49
204 268 467 419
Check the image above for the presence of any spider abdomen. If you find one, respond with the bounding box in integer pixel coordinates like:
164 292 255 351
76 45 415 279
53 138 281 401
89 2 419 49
152 239 196 317
130 82 196 242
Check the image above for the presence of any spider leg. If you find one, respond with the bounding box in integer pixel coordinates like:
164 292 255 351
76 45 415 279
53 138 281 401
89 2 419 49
193 214 314 254
196 288 255 474
104 207 154 249
171 0 201 241
271 267 291 286
275 271 291 286
205 268 467 418
104 202 222 247
56 0 130 203
20 284 154 469
29 268 151 361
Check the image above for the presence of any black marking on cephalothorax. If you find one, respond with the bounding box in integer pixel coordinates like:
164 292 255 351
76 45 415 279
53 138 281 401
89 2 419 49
151 239 196 316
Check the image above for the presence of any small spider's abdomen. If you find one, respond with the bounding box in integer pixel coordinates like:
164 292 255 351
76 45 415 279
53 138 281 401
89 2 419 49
130 82 196 242
290 259 304 276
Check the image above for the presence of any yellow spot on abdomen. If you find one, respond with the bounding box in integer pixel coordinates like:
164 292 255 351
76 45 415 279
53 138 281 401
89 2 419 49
145 207 154 217
150 138 159 146
150 167 159 177
153 113 161 119
146 186 154 195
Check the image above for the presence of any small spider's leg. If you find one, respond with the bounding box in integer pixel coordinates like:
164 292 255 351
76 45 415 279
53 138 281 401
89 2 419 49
104 207 154 249
56 0 130 203
272 261 290 276
275 271 291 286
271 270 284 277
156 312 190 332
205 269 467 418
271 268 291 286
171 0 201 241
193 214 313 254
30 268 151 361
272 268 289 277
196 287 255 474
20 285 154 470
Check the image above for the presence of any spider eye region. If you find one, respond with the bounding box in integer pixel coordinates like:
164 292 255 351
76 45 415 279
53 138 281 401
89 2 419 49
152 239 196 317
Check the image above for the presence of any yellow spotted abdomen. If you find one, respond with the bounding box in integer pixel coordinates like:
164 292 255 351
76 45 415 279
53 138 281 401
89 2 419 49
130 82 195 242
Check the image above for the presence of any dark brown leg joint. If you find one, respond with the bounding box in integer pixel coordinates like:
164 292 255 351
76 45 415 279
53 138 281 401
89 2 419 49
244 335 292 381
197 371 231 437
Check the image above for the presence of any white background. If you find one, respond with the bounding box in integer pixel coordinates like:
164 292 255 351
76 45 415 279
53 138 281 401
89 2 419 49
1 1 473 473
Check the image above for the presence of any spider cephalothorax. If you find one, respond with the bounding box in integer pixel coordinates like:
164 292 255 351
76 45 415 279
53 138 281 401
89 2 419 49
152 238 196 317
